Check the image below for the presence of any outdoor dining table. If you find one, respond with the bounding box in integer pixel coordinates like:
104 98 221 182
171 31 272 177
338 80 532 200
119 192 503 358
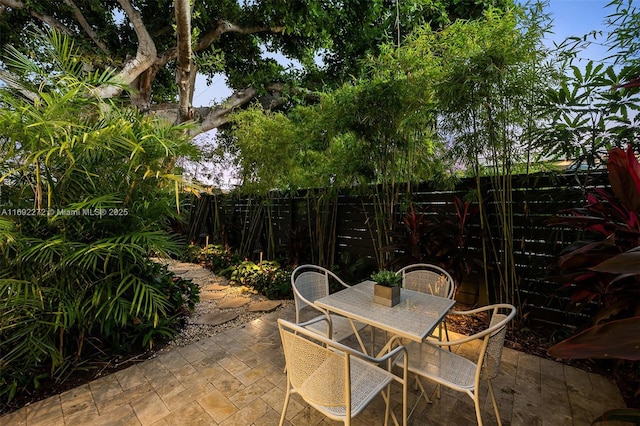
315 280 456 356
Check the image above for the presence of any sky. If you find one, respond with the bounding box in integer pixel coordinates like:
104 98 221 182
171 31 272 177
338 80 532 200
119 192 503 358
542 0 614 63
191 0 617 108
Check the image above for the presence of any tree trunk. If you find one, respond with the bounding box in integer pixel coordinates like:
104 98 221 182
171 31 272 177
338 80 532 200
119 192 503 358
175 0 194 123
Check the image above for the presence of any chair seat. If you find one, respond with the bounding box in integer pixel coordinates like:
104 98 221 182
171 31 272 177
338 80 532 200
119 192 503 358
291 265 370 346
304 353 396 419
278 317 408 426
304 313 368 342
390 305 515 426
396 341 476 392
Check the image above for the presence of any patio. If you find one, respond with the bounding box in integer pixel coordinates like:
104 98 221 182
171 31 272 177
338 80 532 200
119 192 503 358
0 303 626 426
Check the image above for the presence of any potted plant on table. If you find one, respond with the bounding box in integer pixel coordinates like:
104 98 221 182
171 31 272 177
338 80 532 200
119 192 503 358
371 270 402 307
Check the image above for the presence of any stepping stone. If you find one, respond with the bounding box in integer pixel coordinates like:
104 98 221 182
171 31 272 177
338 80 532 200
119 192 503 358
211 276 231 285
192 311 239 326
180 269 212 279
168 262 194 269
203 283 229 291
216 297 250 309
248 300 281 313
169 269 190 275
200 292 226 301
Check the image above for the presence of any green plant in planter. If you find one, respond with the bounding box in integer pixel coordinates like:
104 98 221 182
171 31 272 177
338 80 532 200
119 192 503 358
371 270 402 287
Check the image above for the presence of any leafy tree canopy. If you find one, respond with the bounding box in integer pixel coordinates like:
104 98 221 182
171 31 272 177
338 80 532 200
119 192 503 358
0 0 512 136
222 4 556 192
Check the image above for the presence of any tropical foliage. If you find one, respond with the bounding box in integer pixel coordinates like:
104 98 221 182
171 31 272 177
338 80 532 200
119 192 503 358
543 0 640 414
541 0 640 357
1 0 639 414
547 145 640 357
201 245 243 274
220 75 448 192
540 0 640 171
539 59 640 170
431 4 555 308
217 5 553 273
0 29 199 402
190 244 291 299
225 260 292 300
547 145 640 419
0 0 511 135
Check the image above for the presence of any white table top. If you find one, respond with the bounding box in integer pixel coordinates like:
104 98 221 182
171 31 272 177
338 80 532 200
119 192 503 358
315 280 456 343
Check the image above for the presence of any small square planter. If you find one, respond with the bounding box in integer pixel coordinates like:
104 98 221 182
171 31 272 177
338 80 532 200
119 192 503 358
373 284 401 307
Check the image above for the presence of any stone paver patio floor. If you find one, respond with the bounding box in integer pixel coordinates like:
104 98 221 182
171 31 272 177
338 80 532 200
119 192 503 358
1 303 627 426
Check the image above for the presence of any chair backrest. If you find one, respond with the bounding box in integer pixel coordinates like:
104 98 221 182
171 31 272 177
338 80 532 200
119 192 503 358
278 318 347 407
291 264 348 313
397 263 455 299
477 305 516 381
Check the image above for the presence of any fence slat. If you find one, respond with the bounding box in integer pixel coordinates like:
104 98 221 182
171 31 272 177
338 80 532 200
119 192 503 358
184 171 609 329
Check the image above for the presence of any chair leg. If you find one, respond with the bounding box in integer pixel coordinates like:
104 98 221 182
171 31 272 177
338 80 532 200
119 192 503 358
473 390 484 426
279 388 291 426
402 373 407 426
442 322 452 352
487 380 502 426
384 383 391 426
407 377 432 419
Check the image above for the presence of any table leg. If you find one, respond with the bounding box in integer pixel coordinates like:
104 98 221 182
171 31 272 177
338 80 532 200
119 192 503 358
348 318 370 355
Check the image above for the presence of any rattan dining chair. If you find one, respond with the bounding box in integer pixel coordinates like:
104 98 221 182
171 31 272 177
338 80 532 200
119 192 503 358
291 264 368 343
394 304 516 425
278 318 408 426
397 263 455 341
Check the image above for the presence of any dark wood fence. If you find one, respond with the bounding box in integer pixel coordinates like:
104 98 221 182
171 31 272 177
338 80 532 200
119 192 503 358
184 171 609 329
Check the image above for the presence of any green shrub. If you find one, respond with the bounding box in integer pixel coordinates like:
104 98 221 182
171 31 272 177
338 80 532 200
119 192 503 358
147 262 200 315
0 30 199 404
112 261 200 351
204 245 242 276
227 260 292 299
181 244 204 264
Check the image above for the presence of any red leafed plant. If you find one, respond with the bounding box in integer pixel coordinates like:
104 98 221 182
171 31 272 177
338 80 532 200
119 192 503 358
546 145 640 417
385 197 485 300
547 145 640 328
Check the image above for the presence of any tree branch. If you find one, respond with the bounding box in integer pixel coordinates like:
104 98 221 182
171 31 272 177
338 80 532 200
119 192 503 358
0 0 23 9
149 82 320 136
0 69 39 102
62 0 111 55
153 19 284 72
0 0 71 34
94 0 157 99
198 87 258 133
195 20 284 52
